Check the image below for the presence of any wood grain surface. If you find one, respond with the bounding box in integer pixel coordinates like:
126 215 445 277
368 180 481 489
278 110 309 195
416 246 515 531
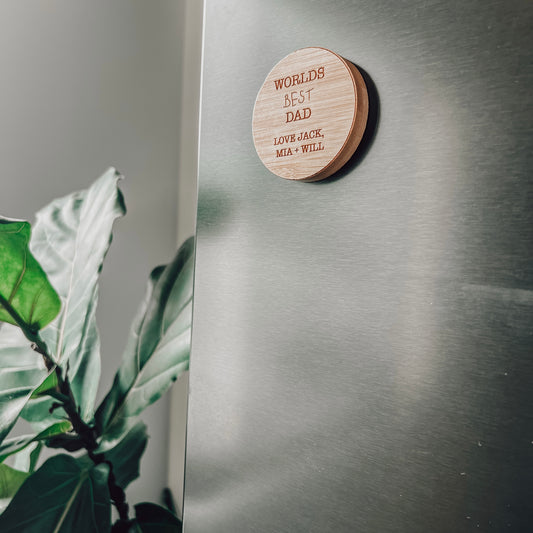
252 47 368 182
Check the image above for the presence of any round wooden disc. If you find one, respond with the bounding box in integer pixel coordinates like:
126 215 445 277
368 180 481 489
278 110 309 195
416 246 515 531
252 47 368 182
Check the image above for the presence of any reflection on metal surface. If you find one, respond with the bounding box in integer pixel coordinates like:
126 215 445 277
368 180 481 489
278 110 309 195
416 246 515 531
184 1 533 531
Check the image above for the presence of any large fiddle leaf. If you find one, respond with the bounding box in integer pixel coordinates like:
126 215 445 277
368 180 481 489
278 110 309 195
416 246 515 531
0 217 59 445
96 237 194 441
0 454 110 532
0 324 50 445
22 168 125 425
0 218 61 331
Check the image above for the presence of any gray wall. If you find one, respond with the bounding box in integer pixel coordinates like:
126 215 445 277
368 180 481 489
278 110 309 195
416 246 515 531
0 0 187 507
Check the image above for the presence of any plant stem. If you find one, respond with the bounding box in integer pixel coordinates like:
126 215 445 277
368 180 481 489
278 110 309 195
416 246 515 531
57 370 98 451
52 368 131 523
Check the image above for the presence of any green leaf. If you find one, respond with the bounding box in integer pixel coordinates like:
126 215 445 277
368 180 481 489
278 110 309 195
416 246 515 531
96 237 194 440
0 323 50 445
134 503 182 533
98 421 148 489
27 441 42 473
0 219 57 442
22 168 126 426
0 464 28 499
11 441 42 474
0 454 111 532
0 218 61 331
0 420 72 463
30 370 58 398
0 436 34 464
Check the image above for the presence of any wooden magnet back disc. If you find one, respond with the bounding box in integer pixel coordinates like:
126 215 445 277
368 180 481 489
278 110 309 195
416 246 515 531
252 47 368 182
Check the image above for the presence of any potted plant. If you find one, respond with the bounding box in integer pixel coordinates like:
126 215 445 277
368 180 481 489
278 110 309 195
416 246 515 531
0 168 193 532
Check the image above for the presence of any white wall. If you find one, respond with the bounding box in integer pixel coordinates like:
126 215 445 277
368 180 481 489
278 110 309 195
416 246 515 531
0 0 197 511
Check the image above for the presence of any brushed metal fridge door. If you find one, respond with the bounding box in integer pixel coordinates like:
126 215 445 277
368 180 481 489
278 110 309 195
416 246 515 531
183 1 533 531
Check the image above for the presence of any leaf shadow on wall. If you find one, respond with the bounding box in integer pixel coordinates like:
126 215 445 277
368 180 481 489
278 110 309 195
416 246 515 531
314 64 380 185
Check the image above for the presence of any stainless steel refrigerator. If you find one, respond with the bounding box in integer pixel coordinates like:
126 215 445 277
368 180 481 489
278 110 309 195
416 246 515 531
183 1 533 531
